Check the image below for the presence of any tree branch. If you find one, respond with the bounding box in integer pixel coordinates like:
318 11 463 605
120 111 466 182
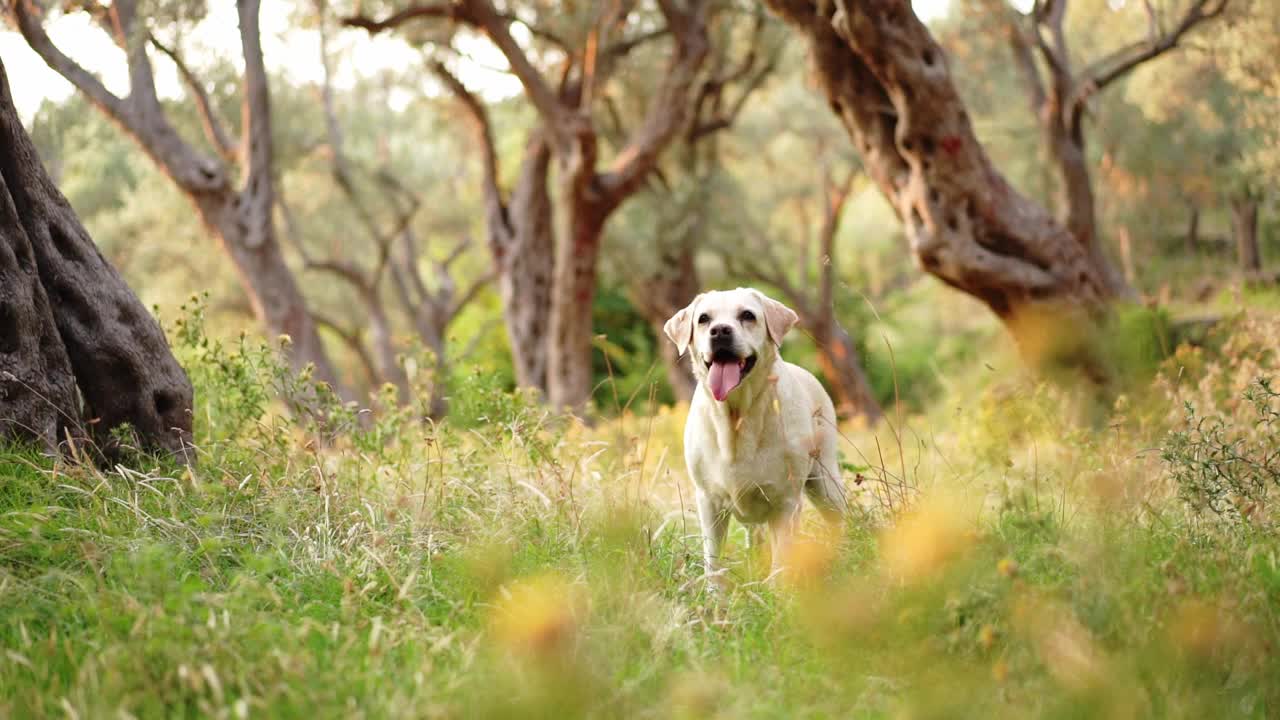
598 0 711 208
102 0 165 111
237 1 268 178
447 269 494 320
306 258 374 294
461 0 575 147
430 60 509 237
1073 0 1229 105
1005 14 1047 116
7 1 129 124
314 313 379 387
341 2 469 33
601 27 670 63
687 35 779 142
341 1 568 48
148 33 237 162
313 1 399 273
10 0 226 194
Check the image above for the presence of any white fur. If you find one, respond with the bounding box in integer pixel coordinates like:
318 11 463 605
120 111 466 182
665 288 846 590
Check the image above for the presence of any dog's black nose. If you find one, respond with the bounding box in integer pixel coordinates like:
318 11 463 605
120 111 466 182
709 324 733 339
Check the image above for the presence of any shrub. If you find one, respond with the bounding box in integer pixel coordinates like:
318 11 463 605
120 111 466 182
1162 377 1279 524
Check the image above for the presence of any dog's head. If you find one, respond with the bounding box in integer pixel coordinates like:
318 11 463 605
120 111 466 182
663 288 799 402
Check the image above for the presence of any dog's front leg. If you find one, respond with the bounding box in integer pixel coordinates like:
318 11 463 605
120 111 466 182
747 524 770 575
695 490 730 592
767 502 802 583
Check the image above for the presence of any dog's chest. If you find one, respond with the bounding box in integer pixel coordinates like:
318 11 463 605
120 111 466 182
694 417 808 523
713 454 801 522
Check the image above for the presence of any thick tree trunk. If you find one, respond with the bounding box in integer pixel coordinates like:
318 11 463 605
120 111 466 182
496 134 555 395
812 318 882 426
0 59 193 456
1233 197 1261 273
546 193 606 412
0 174 78 450
765 0 1115 363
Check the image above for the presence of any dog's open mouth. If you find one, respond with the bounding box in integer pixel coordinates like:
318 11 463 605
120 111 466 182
705 350 756 402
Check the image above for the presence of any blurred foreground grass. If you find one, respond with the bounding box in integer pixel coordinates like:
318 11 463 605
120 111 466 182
1 304 1279 719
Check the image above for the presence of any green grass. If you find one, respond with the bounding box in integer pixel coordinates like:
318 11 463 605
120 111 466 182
2 310 1280 718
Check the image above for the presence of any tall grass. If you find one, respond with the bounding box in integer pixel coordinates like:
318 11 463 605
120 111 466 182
1 305 1278 718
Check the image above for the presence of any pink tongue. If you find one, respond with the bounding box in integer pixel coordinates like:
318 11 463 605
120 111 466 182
708 360 742 401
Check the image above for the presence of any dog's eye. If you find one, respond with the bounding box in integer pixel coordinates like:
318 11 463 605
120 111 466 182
697 313 710 325
739 310 756 322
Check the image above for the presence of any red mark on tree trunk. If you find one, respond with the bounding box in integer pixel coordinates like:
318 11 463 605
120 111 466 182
940 136 962 155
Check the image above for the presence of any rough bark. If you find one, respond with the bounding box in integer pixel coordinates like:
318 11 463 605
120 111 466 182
7 0 345 397
0 58 192 456
545 166 607 411
764 0 1112 357
501 135 556 394
0 154 78 449
1233 197 1261 273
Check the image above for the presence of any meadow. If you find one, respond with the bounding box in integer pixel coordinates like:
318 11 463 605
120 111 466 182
2 296 1278 719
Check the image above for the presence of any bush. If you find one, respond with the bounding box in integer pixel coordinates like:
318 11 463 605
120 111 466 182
1163 377 1279 524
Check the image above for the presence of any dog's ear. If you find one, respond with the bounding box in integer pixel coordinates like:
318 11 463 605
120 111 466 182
751 290 799 346
663 295 702 356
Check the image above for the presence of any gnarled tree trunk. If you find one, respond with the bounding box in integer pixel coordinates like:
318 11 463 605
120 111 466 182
0 58 192 457
500 134 555 394
545 181 607 411
0 167 78 450
765 0 1114 363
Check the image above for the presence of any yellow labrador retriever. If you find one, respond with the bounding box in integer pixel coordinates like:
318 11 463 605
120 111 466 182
665 288 846 589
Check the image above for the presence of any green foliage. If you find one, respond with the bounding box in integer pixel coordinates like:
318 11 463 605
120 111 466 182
1100 303 1176 386
590 286 672 412
1163 378 1279 524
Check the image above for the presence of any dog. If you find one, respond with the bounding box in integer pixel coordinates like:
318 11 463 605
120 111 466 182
664 287 846 590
